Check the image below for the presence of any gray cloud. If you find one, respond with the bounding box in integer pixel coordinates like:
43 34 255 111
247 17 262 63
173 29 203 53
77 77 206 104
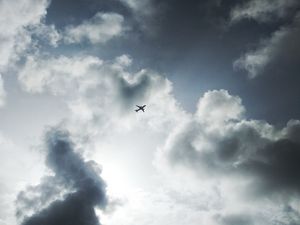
232 0 300 78
230 0 300 23
216 214 254 225
0 74 6 107
233 16 300 78
117 69 152 109
158 90 300 199
17 128 107 225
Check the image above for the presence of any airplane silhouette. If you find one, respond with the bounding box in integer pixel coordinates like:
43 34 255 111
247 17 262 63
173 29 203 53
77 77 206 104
135 105 146 112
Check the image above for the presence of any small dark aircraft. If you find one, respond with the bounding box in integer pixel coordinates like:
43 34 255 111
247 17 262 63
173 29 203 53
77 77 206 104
135 105 146 112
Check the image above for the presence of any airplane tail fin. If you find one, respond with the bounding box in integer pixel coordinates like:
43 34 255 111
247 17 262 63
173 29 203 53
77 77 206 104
135 109 139 112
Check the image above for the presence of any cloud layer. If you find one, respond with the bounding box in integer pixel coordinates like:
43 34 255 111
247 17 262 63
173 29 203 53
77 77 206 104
0 1 299 224
16 50 300 224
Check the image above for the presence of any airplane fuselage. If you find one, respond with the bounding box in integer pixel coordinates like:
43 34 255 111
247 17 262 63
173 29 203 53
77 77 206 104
135 105 146 112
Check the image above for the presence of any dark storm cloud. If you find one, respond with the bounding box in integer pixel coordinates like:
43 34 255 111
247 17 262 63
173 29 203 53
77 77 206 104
17 128 107 225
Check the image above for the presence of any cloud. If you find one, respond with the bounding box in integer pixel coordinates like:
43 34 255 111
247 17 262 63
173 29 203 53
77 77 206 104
119 0 156 24
195 90 245 125
2 1 299 225
31 24 61 47
120 0 151 12
29 11 126 47
216 213 254 225
17 128 107 225
149 89 300 224
233 14 300 78
0 74 6 107
0 132 45 225
157 89 300 197
233 40 273 78
18 55 104 95
16 51 300 224
230 0 300 78
18 53 185 138
230 0 299 23
64 12 124 44
16 47 300 224
0 0 49 72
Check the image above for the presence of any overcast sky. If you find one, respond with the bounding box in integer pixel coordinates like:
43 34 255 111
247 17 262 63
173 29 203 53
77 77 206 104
1 0 300 225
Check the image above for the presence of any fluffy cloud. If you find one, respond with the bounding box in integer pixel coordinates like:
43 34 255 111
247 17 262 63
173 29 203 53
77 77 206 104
17 128 107 225
32 24 61 47
0 5 125 76
64 12 124 44
0 0 49 72
18 55 104 95
230 0 299 23
195 90 245 125
18 53 185 147
154 89 300 223
158 90 300 193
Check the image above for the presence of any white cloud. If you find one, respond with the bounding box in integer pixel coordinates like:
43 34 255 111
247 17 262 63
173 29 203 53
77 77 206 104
32 24 61 47
196 90 245 125
230 0 299 23
64 12 124 44
18 53 185 140
18 55 104 94
0 0 49 72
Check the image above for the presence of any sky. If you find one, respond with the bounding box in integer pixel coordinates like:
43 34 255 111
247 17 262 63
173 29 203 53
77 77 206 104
0 0 300 224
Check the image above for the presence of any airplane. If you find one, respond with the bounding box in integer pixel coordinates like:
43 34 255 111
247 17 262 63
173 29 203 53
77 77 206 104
135 105 146 112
